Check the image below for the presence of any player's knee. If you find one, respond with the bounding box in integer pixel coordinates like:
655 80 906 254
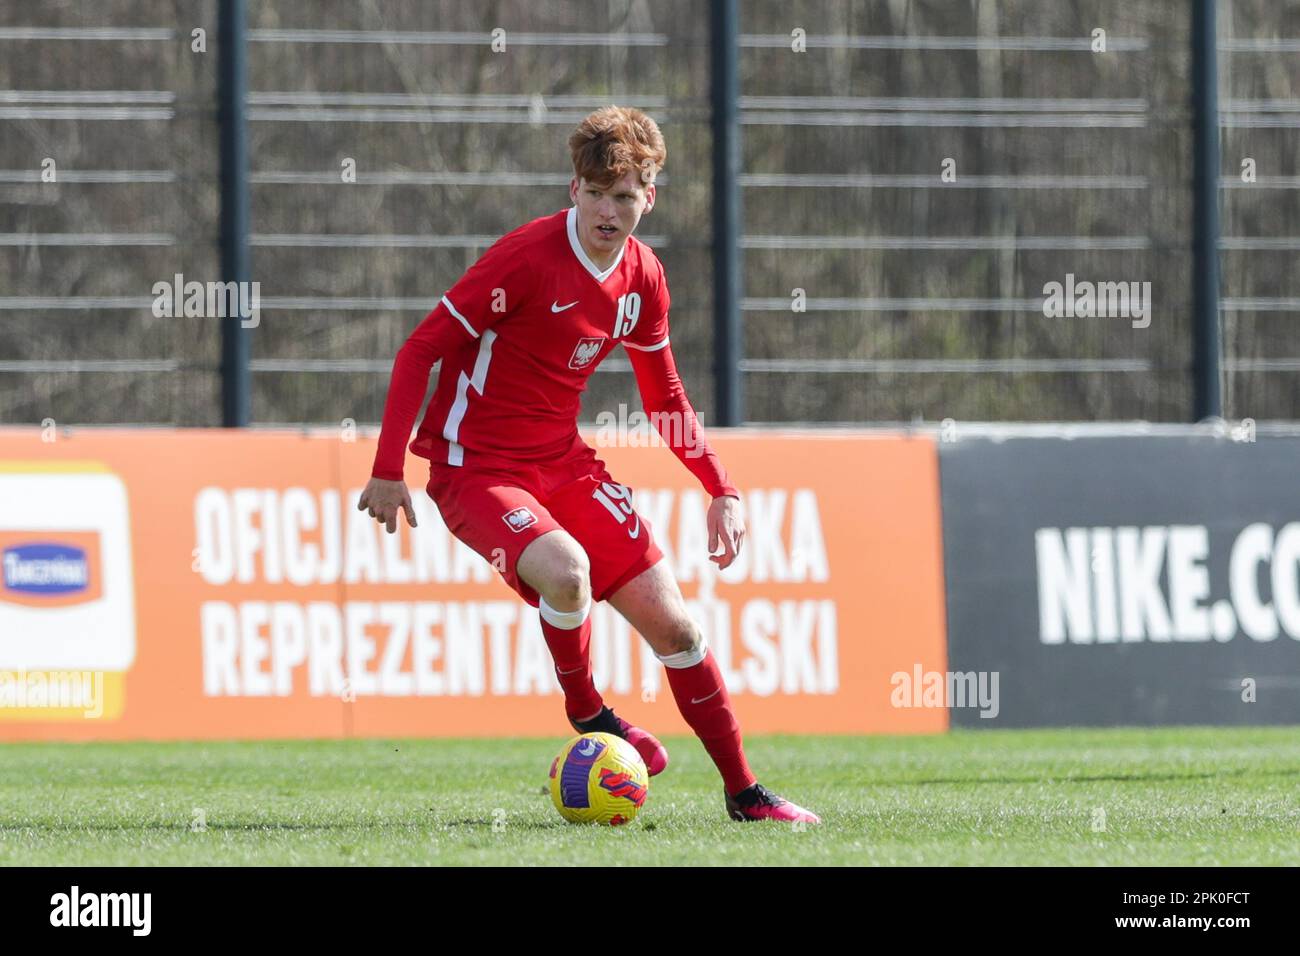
551 573 590 610
547 552 591 610
659 619 701 657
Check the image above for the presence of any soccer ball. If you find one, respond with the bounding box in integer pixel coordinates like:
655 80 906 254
549 732 649 825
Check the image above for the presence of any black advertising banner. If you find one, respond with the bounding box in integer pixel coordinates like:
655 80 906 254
939 432 1300 727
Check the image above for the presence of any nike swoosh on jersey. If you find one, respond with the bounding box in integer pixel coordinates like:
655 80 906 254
551 300 579 313
627 515 640 539
691 687 722 705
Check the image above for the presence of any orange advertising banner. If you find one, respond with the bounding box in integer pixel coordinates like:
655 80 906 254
0 428 947 739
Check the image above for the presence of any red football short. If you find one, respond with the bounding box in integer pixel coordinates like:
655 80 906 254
425 436 663 607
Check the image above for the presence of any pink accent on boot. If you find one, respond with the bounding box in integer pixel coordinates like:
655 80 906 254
725 784 822 824
616 716 669 777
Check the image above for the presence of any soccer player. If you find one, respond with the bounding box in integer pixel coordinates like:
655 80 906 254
359 106 819 823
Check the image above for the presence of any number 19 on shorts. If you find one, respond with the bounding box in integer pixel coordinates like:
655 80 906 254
592 482 640 539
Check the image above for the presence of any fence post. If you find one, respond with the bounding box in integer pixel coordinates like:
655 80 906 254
710 0 743 425
218 0 251 426
1191 0 1222 420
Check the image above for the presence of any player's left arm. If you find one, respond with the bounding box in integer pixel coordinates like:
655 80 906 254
624 259 744 569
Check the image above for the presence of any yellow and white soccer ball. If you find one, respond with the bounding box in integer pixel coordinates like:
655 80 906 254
548 732 649 826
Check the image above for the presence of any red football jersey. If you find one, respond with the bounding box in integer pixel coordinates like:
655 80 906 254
373 207 736 498
420 207 667 465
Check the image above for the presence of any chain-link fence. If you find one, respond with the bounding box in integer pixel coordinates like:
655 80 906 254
1 1 1296 427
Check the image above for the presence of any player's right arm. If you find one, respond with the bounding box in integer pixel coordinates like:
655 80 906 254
359 229 537 532
358 307 465 532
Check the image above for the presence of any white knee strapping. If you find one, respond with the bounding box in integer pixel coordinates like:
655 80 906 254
655 640 709 669
539 596 591 630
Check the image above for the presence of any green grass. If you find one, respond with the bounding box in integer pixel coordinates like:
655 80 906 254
1 728 1297 865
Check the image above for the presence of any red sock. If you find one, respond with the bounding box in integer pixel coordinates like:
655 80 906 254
539 597 603 722
663 648 756 796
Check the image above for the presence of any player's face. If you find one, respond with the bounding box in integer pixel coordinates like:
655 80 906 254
570 171 655 264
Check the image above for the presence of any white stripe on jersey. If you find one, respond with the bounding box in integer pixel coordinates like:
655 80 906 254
622 336 670 352
442 295 478 339
443 329 497 466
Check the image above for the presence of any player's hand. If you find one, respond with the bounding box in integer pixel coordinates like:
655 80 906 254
357 477 418 534
707 494 745 570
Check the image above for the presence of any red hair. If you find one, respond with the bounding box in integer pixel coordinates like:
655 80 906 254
568 106 666 189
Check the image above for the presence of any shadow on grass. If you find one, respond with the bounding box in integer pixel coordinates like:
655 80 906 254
441 817 568 831
1 816 573 833
896 765 1300 786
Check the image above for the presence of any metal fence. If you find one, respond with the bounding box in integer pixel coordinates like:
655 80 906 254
1 1 1296 427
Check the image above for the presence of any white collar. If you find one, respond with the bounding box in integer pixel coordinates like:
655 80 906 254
566 205 625 282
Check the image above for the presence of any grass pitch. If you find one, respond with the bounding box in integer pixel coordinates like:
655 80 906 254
1 727 1296 866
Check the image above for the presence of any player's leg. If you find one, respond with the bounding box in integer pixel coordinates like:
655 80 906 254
515 530 604 724
517 529 667 773
607 559 821 824
427 465 604 725
541 468 670 774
